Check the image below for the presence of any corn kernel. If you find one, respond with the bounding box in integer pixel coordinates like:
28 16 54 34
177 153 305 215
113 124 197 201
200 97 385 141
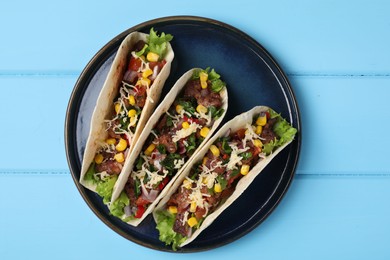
187 217 198 227
182 121 190 129
183 179 192 189
202 176 208 184
176 104 183 114
130 116 137 125
128 95 136 106
94 154 104 164
209 145 220 157
116 138 128 152
114 103 121 114
190 202 197 212
202 156 208 165
200 127 210 138
139 78 151 87
106 138 116 145
214 183 222 193
128 109 137 117
168 206 178 214
256 115 267 126
253 139 263 148
241 164 250 175
146 52 159 62
144 144 156 156
114 152 125 163
255 125 263 135
199 71 208 82
196 104 208 114
200 80 208 89
142 69 153 78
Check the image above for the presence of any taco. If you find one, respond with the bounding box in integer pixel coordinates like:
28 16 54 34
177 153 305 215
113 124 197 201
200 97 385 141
109 67 228 226
79 28 174 205
153 106 297 250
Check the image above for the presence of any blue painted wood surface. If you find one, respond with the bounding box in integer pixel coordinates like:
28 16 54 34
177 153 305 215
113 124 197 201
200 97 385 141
1 0 389 259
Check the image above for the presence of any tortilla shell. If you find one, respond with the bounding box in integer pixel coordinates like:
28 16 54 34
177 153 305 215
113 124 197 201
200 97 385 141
110 68 228 226
79 31 174 191
152 106 295 247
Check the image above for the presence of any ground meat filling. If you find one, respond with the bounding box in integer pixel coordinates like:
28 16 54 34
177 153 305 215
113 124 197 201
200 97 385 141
168 120 277 237
183 80 222 108
123 70 225 219
95 159 123 175
260 117 278 144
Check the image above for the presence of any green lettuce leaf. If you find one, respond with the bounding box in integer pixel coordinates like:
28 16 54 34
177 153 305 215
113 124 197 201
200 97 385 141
109 191 133 222
155 210 186 251
208 68 220 80
146 28 173 59
84 163 98 184
262 109 297 155
96 175 118 204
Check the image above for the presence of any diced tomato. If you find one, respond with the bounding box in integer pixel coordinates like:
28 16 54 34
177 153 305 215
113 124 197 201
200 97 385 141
135 196 149 207
122 134 130 145
134 85 146 95
149 60 166 70
222 154 229 160
183 115 200 124
265 111 270 119
134 205 145 218
158 177 170 190
128 57 142 71
235 128 246 139
252 146 261 158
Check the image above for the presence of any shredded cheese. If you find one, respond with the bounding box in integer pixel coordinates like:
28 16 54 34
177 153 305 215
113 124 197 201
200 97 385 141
94 171 110 181
172 122 201 142
174 158 186 169
226 143 249 170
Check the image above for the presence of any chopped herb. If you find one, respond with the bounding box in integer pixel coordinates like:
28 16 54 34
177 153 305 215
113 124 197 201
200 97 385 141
209 106 225 119
221 138 232 154
161 153 181 172
157 144 166 154
134 178 141 197
186 134 197 155
230 169 240 178
240 152 252 160
166 116 173 127
178 100 196 115
216 176 228 190
135 156 144 170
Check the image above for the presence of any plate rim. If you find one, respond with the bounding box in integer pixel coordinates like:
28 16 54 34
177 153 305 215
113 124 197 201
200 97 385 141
64 15 301 253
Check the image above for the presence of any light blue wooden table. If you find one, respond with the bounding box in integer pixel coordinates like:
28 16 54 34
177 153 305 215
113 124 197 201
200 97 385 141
1 1 389 259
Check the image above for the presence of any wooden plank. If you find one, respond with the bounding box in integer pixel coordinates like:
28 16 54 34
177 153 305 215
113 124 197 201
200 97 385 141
1 0 390 73
0 77 75 170
292 76 390 175
0 174 389 259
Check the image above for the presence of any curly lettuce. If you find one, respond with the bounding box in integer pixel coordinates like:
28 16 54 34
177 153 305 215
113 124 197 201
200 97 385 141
262 109 297 155
136 28 173 59
155 210 186 251
109 191 134 222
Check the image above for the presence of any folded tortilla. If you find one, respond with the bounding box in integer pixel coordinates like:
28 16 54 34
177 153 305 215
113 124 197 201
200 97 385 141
109 68 228 226
79 30 174 194
153 106 297 249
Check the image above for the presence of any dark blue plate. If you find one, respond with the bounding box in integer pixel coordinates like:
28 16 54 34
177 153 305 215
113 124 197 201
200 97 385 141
65 16 301 252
